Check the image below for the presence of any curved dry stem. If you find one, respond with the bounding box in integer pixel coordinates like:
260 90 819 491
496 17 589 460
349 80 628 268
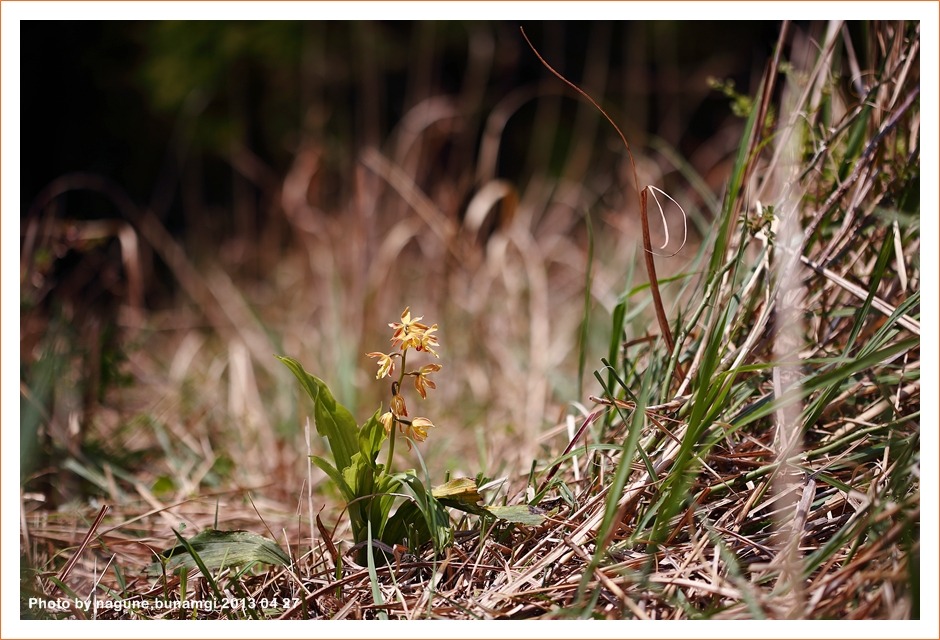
519 27 684 387
645 185 689 257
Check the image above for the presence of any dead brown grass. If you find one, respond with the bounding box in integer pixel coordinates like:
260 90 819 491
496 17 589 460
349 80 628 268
19 21 920 622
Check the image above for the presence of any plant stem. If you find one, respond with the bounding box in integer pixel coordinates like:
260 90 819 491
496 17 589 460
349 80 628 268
384 350 408 471
639 187 685 388
385 419 397 472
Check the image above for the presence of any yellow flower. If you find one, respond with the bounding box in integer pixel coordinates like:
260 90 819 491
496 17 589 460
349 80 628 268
404 417 435 445
379 411 395 435
390 393 408 417
412 362 442 399
414 324 440 357
389 307 429 350
366 351 395 379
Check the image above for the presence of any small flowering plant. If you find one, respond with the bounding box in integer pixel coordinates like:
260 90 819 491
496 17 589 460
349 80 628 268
367 307 443 457
277 307 489 562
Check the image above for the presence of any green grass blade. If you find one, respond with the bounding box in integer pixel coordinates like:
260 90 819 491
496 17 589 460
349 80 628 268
578 363 653 598
731 337 917 429
365 520 388 621
168 528 225 604
708 75 762 276
577 207 595 400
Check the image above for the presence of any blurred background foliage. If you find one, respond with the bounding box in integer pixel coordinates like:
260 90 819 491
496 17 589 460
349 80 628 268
22 21 781 246
22 20 790 504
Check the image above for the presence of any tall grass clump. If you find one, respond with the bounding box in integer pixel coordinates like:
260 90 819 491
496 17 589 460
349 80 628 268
533 21 920 619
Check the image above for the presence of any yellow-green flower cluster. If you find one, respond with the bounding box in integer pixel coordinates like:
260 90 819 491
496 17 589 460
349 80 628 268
367 307 441 449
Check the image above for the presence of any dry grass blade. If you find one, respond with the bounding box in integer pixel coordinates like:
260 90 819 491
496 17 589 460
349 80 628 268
54 504 111 590
19 20 921 623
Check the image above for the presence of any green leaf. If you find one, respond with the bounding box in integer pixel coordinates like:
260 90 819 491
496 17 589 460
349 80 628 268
358 407 387 465
431 477 483 503
310 455 353 502
338 452 396 546
483 505 547 526
430 477 549 526
371 472 398 540
432 477 499 519
353 453 395 542
425 477 548 526
314 392 358 473
388 474 452 552
342 452 367 496
151 529 290 575
382 500 431 549
276 355 358 472
433 477 492 518
341 453 370 542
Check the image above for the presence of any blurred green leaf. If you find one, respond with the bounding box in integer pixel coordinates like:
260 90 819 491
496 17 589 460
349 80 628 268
152 529 289 574
484 505 547 527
